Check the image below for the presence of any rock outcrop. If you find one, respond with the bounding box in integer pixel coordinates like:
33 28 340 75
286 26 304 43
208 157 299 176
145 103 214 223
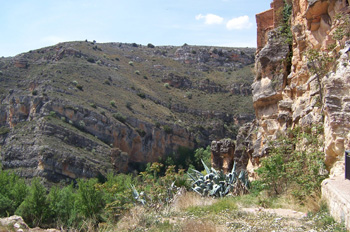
242 0 350 175
0 42 256 182
211 139 235 173
0 215 59 232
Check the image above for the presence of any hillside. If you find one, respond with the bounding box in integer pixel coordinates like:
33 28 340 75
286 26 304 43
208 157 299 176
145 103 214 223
0 41 255 182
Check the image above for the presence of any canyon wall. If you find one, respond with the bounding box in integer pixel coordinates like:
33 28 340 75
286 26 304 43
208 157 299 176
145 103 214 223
245 0 350 176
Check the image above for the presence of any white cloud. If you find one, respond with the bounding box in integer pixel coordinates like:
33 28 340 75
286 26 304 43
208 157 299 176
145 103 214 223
195 13 224 25
226 15 253 30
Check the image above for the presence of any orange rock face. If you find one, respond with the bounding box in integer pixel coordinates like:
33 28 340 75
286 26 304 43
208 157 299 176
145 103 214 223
251 0 350 176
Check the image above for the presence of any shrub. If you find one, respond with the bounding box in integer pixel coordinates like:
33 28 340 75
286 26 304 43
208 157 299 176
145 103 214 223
32 90 38 95
0 170 28 217
76 84 83 90
137 92 146 98
49 111 56 117
75 179 104 219
254 125 328 202
164 83 170 89
163 125 172 134
87 57 95 63
135 70 140 75
185 91 192 99
126 102 132 110
16 178 49 227
90 103 96 108
110 100 116 107
78 120 85 128
0 126 10 135
128 61 134 66
147 43 155 48
72 80 78 86
136 128 146 137
113 113 126 123
193 146 211 169
48 184 77 228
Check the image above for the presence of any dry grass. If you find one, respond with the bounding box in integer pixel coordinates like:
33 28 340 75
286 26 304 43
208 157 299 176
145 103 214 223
171 191 216 212
115 206 147 231
181 219 218 232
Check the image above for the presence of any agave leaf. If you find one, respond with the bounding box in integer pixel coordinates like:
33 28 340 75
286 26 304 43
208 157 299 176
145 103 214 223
187 172 197 181
224 184 232 195
211 167 218 175
130 184 139 200
138 199 146 205
231 161 237 175
209 184 221 196
190 168 204 177
201 159 211 174
238 170 245 181
192 186 203 195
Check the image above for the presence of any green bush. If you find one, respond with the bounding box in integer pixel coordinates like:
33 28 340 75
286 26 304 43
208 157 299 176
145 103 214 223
76 84 83 90
113 113 126 123
110 100 116 107
75 178 104 219
137 92 146 98
87 57 95 63
0 126 10 135
254 125 328 202
16 178 49 227
194 145 211 170
0 170 28 217
48 184 77 227
163 125 172 134
136 128 146 137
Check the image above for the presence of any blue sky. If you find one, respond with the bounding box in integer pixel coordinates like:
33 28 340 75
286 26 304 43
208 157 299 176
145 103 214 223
0 0 271 57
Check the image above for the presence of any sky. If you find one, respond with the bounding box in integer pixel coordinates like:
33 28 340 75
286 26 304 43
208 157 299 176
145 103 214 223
0 0 271 57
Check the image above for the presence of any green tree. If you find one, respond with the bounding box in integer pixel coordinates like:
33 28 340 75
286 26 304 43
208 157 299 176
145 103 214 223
75 178 104 220
48 184 77 228
16 178 49 227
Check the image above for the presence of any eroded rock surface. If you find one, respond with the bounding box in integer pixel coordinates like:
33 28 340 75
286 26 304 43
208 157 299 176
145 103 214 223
211 139 235 173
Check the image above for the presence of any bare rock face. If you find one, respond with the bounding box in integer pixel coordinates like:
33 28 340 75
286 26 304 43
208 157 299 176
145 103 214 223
210 139 235 173
0 215 60 232
0 96 195 182
246 0 350 175
323 42 350 169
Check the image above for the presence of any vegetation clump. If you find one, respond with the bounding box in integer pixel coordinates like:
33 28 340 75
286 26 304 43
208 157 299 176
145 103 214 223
188 160 250 197
254 125 328 204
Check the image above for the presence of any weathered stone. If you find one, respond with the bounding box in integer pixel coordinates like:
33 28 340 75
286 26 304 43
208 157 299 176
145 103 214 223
211 139 235 173
322 177 350 231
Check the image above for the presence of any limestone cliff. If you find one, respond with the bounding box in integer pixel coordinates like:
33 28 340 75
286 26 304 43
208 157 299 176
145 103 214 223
245 0 350 176
0 42 255 182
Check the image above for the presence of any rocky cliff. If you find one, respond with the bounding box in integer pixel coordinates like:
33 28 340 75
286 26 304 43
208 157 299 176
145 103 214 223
0 42 255 182
240 0 350 176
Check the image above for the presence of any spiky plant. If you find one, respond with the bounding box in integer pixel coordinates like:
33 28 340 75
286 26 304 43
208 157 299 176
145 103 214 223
188 160 250 197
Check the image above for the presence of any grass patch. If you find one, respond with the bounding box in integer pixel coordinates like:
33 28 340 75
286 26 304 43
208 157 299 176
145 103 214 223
0 126 10 135
186 197 237 216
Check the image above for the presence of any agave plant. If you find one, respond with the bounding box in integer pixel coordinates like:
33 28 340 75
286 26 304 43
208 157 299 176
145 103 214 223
188 160 250 197
130 184 147 205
